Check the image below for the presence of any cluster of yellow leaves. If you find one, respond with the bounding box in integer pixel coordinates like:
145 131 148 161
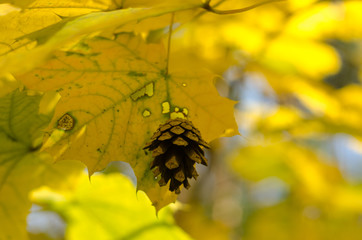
172 0 362 140
164 1 362 239
0 0 241 239
2 0 361 239
228 141 362 239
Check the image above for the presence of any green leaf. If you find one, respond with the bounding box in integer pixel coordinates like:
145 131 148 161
31 173 193 240
0 90 50 147
0 90 84 240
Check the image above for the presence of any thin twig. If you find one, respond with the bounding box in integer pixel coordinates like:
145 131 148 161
203 0 285 15
164 13 175 77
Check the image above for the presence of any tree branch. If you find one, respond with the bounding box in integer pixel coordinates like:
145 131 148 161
203 0 285 15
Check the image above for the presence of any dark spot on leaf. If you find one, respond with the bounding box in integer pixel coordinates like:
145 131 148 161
57 113 75 131
127 71 146 77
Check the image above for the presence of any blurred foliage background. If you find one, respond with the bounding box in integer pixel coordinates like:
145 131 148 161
170 0 362 239
16 0 362 239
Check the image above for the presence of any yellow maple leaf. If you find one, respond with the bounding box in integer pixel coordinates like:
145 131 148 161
0 0 126 97
0 0 119 56
18 34 238 210
0 0 120 10
0 0 35 8
0 0 202 78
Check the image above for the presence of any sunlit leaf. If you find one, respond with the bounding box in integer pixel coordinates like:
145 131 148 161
0 0 120 9
0 0 203 77
0 0 120 55
0 0 35 8
31 173 193 240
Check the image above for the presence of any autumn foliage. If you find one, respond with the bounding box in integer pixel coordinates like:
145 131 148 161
0 0 362 239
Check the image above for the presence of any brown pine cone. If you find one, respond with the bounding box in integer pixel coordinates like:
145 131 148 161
143 118 210 194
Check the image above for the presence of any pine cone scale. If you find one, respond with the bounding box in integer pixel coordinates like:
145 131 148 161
184 131 199 142
158 131 174 141
174 168 186 182
159 123 172 132
172 136 189 146
185 147 202 164
151 142 169 157
170 126 185 135
169 120 182 126
181 122 192 130
165 153 181 169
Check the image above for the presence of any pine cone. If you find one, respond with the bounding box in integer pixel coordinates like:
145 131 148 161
143 118 210 194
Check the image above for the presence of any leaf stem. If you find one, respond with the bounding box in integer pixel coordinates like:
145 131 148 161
164 13 175 77
203 0 285 15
